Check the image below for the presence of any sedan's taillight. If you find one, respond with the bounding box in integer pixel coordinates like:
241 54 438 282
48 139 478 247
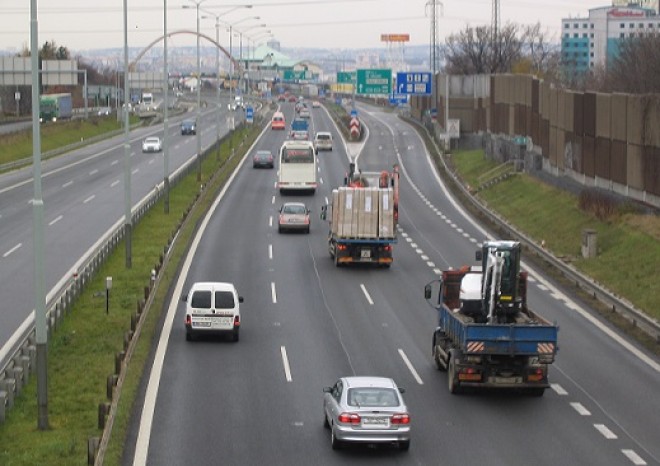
391 413 410 425
338 413 361 425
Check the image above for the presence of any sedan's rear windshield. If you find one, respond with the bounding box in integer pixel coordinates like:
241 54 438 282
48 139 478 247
347 388 399 407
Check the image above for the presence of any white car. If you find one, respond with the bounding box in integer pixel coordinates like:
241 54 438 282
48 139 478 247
142 136 162 153
183 282 243 342
314 132 333 152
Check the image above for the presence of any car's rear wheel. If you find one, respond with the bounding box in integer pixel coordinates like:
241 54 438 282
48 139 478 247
399 440 410 451
323 412 330 429
186 332 193 342
331 428 343 450
232 328 240 342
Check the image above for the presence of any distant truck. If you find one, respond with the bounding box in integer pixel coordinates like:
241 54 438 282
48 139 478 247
290 117 308 132
424 241 559 396
39 93 72 122
321 186 397 267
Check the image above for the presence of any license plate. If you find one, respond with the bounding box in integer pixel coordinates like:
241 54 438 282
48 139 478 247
360 249 371 258
492 376 522 384
193 322 211 328
361 417 390 428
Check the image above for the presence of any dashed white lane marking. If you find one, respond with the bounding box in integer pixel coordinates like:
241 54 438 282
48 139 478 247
421 255 429 261
537 284 549 291
272 195 276 205
360 284 374 305
271 282 277 304
551 384 568 395
132 168 139 175
111 180 120 188
89 169 98 176
570 402 591 416
268 244 273 260
319 177 324 185
148 159 155 165
280 346 293 382
433 268 442 275
324 196 329 205
48 215 63 226
269 216 273 228
62 181 73 188
83 195 95 204
621 449 647 465
594 424 617 440
427 261 435 268
415 249 423 254
111 159 119 166
3 243 22 258
398 349 424 385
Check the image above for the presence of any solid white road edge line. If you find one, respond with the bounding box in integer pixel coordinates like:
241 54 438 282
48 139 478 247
132 117 269 466
398 349 424 385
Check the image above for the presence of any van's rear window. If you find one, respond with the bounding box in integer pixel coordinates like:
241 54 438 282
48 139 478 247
215 291 235 309
191 290 212 309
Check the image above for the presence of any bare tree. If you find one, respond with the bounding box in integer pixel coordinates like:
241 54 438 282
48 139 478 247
444 22 555 76
607 33 660 93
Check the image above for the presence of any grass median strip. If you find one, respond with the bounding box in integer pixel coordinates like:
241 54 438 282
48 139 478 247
0 123 262 465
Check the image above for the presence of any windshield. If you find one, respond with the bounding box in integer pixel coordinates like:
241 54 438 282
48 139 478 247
282 147 314 163
347 388 399 407
283 204 306 215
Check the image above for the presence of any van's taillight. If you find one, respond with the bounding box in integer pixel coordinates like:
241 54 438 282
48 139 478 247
185 315 191 325
234 316 240 327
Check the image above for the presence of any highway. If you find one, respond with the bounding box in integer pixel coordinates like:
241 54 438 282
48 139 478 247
128 101 660 465
0 93 243 357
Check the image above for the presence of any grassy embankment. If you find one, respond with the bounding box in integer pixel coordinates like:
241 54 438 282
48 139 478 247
451 149 660 326
0 122 263 465
0 116 137 166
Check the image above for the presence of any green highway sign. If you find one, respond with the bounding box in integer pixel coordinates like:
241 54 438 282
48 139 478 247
356 68 391 95
337 71 356 84
283 70 310 81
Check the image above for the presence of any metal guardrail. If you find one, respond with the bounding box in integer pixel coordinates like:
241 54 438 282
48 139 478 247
0 150 198 423
407 116 660 344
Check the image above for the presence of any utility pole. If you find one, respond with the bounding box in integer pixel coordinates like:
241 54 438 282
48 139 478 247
492 0 501 71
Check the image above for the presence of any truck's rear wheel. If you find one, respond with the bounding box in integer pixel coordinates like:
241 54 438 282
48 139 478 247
448 355 461 394
433 345 447 372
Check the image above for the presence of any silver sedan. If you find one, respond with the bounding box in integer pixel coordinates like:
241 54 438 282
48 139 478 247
323 376 411 451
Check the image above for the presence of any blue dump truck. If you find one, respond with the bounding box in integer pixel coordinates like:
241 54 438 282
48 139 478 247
39 93 73 122
424 241 558 396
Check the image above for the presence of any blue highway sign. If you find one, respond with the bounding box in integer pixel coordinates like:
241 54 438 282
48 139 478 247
396 72 432 95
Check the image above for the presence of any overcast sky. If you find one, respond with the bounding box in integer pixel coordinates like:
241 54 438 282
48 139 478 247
0 0 608 54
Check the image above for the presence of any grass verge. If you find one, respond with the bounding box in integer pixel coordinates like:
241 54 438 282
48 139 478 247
0 123 263 465
0 116 138 165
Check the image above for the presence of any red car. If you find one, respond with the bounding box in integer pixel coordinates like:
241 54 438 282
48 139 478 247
288 95 297 103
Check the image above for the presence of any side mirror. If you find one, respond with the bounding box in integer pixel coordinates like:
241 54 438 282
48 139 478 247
181 293 188 302
238 296 244 303
475 250 483 261
398 387 406 394
424 284 432 300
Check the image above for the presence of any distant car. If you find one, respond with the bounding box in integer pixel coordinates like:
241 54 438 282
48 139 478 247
271 111 286 130
299 108 311 119
253 150 274 169
183 282 243 342
142 136 162 153
289 130 309 141
314 132 333 152
277 95 286 102
181 119 196 135
288 95 297 103
97 106 111 116
312 101 321 108
278 202 310 233
323 376 411 451
229 96 244 111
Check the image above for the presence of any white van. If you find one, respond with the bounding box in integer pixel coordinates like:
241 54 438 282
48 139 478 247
183 282 243 342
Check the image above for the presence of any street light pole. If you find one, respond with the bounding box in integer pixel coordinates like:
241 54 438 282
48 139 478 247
163 0 170 213
30 0 48 430
195 1 203 182
123 0 132 268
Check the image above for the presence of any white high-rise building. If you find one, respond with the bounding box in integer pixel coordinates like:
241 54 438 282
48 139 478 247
561 2 660 74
